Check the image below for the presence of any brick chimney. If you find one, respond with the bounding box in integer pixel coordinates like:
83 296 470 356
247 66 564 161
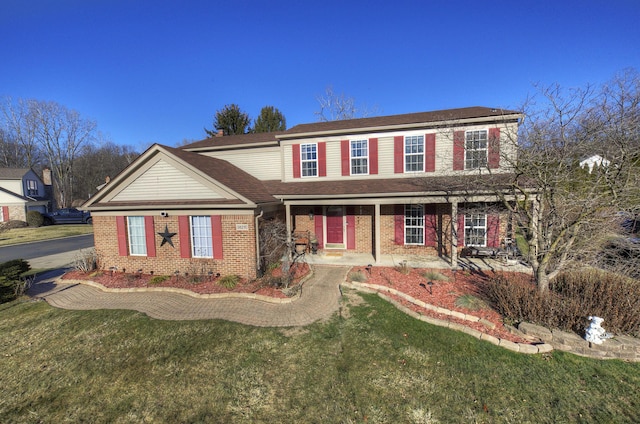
215 129 224 137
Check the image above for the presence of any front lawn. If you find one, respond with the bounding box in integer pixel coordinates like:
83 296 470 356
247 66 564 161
1 292 639 423
0 224 93 246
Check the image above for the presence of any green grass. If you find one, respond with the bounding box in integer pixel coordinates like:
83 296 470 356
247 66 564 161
1 291 639 423
0 224 93 246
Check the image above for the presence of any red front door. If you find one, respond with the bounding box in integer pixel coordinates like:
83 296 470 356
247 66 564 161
326 206 344 244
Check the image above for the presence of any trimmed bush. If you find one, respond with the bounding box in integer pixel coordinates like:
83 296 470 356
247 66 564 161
26 211 44 227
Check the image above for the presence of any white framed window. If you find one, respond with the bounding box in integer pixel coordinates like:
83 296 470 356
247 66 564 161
405 205 424 245
464 214 487 247
350 139 368 175
0 207 4 221
465 130 488 169
26 179 38 196
301 143 318 177
405 135 424 172
127 216 147 256
191 216 213 258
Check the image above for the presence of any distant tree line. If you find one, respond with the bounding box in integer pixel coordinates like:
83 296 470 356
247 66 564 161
0 97 139 208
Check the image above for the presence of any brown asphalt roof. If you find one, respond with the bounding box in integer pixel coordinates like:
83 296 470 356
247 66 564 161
0 168 31 179
284 106 520 135
264 173 520 198
160 145 279 205
181 131 282 150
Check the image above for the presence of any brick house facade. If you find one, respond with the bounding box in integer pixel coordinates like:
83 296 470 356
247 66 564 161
84 107 522 279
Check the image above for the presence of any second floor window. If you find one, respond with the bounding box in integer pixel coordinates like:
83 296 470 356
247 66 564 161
191 216 213 258
301 143 317 177
127 216 147 256
405 135 424 172
464 213 487 247
27 179 38 196
465 130 488 169
405 204 424 245
350 140 368 175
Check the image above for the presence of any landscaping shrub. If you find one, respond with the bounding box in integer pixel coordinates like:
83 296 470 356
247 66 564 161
483 270 640 336
0 220 28 230
149 275 170 285
348 270 367 282
26 210 44 227
454 294 488 311
218 275 240 290
422 270 449 281
0 259 31 303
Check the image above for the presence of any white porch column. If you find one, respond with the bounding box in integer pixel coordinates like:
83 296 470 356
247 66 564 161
451 200 458 268
285 203 292 245
374 203 381 264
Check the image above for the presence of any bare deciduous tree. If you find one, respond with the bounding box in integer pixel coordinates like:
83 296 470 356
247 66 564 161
314 85 379 122
0 97 42 168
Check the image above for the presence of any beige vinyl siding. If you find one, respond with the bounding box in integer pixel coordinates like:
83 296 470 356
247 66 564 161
202 147 281 181
112 160 226 201
377 136 395 175
1 180 23 195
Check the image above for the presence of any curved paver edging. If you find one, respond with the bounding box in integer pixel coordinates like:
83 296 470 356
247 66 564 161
56 265 316 305
342 281 553 355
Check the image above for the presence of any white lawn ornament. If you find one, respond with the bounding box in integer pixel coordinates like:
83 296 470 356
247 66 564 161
584 316 613 344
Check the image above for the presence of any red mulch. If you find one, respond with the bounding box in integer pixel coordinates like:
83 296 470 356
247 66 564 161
62 263 311 299
349 266 533 344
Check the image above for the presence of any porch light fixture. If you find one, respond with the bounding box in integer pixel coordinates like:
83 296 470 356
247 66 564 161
308 209 314 220
427 280 433 295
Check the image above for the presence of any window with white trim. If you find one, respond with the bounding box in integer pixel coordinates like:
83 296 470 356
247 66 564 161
350 139 368 175
405 205 424 245
405 135 424 172
464 214 487 247
301 143 318 177
465 130 488 169
127 216 147 256
191 216 213 258
26 179 38 196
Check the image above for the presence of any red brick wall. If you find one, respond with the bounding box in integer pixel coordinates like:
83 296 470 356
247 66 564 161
94 214 257 279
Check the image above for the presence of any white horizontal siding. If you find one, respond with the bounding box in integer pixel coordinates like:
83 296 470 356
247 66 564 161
203 147 281 180
112 160 225 201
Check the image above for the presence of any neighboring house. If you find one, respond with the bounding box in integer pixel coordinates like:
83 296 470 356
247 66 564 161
83 106 523 279
580 154 611 173
0 168 52 223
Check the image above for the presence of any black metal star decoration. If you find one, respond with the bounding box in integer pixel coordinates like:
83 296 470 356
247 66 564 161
158 225 177 247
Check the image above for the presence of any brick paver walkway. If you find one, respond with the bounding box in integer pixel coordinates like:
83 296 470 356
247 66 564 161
29 266 348 327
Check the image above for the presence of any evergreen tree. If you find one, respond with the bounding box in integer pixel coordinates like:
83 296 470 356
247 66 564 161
252 106 286 133
205 104 251 136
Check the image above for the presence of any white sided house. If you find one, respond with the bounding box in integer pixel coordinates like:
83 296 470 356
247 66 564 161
84 106 523 279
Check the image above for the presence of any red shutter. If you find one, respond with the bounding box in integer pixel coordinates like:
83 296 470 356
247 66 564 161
211 215 223 259
457 213 465 247
453 131 465 170
341 140 350 176
487 214 500 248
1 206 8 222
116 216 128 256
394 136 404 173
144 216 156 257
318 142 327 177
314 208 323 249
292 144 301 178
178 216 191 258
425 133 436 172
394 205 404 245
424 204 437 247
369 138 378 175
488 128 500 169
346 207 356 250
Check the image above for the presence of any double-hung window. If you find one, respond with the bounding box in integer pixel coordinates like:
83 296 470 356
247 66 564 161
465 130 488 169
405 205 424 245
191 216 213 258
405 135 424 172
350 139 368 175
464 214 487 246
26 179 38 196
127 216 147 255
301 143 318 177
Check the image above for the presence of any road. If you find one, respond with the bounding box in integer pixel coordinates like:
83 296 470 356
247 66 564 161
0 234 94 263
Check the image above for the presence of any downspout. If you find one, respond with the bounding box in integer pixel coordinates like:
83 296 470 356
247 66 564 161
255 208 264 276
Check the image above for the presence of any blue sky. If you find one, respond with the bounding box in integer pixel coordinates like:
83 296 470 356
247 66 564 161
1 0 638 149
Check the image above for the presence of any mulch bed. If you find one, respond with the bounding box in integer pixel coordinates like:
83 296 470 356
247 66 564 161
348 266 532 344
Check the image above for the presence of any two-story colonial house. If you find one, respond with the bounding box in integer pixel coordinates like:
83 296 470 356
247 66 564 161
83 106 522 279
0 168 52 223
